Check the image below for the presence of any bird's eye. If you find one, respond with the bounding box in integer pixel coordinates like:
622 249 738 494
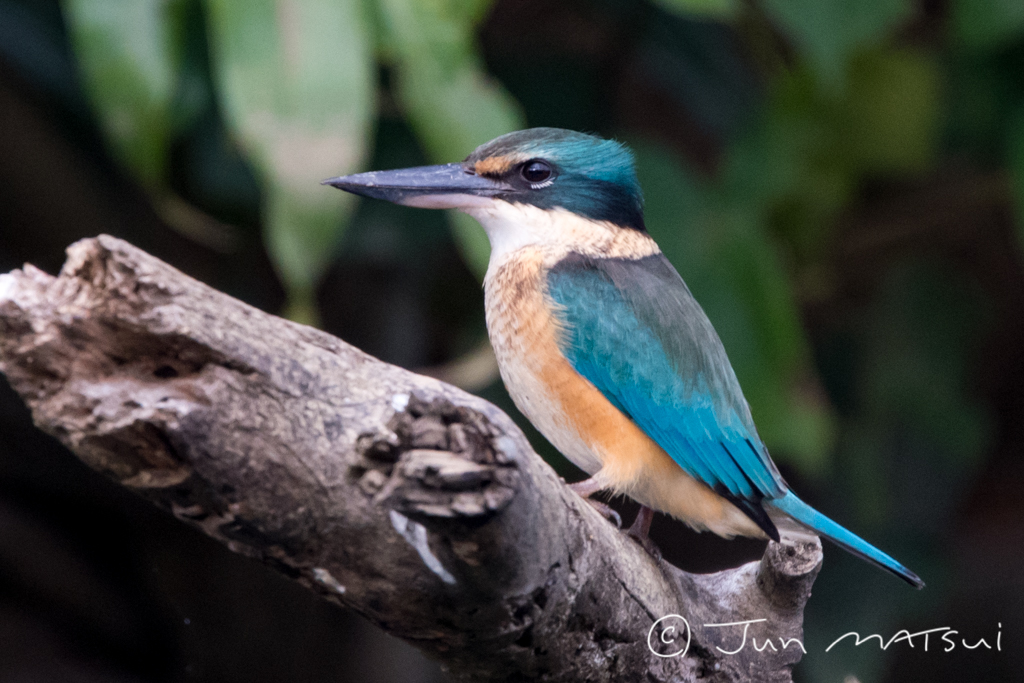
521 160 552 186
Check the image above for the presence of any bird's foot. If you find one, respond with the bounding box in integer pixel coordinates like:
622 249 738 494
627 532 662 561
568 478 622 528
626 506 661 560
584 499 622 528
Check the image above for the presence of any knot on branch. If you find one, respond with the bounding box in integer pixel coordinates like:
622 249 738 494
757 540 823 612
353 395 520 521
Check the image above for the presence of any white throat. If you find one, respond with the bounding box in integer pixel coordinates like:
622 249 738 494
463 201 557 263
464 200 644 278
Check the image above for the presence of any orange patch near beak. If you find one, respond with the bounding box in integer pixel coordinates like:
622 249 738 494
473 154 528 177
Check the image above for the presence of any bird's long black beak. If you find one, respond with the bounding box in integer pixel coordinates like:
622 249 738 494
322 163 509 209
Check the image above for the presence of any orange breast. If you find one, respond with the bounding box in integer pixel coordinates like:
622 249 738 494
482 247 683 487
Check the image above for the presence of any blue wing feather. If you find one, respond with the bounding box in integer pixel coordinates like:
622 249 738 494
546 252 928 587
546 253 787 517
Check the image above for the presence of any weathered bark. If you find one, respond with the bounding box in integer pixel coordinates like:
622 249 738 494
0 236 821 682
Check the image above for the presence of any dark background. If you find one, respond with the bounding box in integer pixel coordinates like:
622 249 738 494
1 0 1023 681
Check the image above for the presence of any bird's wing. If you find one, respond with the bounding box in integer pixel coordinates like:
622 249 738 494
546 252 787 538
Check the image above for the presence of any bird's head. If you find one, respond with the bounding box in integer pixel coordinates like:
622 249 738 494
324 128 646 258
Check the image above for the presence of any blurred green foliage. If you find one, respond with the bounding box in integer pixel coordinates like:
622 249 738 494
205 0 374 323
651 0 738 21
762 0 913 88
62 0 184 187
373 0 523 275
62 0 521 322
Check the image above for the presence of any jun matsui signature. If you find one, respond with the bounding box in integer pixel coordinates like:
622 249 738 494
648 615 1004 658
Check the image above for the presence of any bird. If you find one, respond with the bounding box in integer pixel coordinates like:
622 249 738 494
324 127 924 588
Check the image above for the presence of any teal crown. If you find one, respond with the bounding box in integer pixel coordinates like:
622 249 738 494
467 128 645 231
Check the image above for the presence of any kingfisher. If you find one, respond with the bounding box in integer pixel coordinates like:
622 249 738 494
324 128 924 588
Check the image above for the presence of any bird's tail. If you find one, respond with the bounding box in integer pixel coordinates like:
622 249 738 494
770 491 924 589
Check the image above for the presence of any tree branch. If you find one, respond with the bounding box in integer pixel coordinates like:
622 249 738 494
0 236 821 682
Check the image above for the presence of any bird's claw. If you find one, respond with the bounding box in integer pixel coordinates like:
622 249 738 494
583 499 622 528
626 528 662 561
625 505 661 560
